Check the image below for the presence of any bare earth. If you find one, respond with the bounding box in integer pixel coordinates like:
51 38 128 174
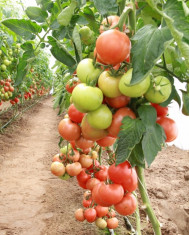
0 97 188 235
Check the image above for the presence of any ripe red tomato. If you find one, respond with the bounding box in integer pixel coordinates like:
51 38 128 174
151 103 169 117
84 208 97 223
58 118 81 141
77 169 91 189
65 79 80 93
106 217 118 229
82 197 93 208
92 182 124 207
14 97 19 103
68 149 80 162
96 136 116 147
96 29 131 65
100 15 126 33
95 205 108 217
105 95 130 108
108 107 136 137
156 116 178 142
114 193 137 216
68 104 85 123
108 161 138 192
94 165 108 181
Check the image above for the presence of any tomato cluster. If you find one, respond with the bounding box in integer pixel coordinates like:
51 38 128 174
51 14 179 232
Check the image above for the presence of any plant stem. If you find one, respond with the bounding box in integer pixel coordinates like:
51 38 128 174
119 0 126 15
135 203 142 235
136 167 162 235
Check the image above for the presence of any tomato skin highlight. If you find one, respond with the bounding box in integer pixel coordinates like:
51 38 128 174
156 116 178 142
114 193 137 216
96 29 131 65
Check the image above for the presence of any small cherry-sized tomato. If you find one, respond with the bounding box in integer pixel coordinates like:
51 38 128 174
106 217 119 229
66 162 82 176
65 79 80 94
84 208 97 223
79 154 93 168
51 161 65 176
82 197 93 208
100 15 126 34
58 118 81 141
95 218 107 229
157 116 178 142
75 208 85 222
68 149 80 162
96 29 131 65
77 169 91 189
114 192 137 216
75 136 94 150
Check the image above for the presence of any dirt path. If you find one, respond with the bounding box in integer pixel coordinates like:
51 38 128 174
0 96 189 235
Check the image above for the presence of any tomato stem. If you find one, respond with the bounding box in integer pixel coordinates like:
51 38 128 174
136 167 162 235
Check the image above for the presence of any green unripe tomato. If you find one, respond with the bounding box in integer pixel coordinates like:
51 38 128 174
8 91 12 97
76 58 102 83
16 43 21 49
72 83 103 112
3 59 10 66
119 69 151 97
98 71 122 98
60 146 67 154
59 173 71 180
95 218 107 229
144 76 172 103
4 92 9 100
79 26 96 45
87 104 112 129
1 64 7 71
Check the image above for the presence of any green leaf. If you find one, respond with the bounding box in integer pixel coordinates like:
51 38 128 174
131 25 173 84
81 7 99 32
138 105 166 166
21 42 34 51
72 25 82 62
15 48 35 86
128 143 145 168
48 36 76 67
93 0 118 16
163 0 189 67
2 19 42 40
116 117 145 165
182 90 189 115
25 6 48 23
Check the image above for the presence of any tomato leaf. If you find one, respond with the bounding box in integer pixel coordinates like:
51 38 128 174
15 48 35 86
72 25 82 62
163 0 189 68
48 36 76 67
181 90 189 115
1 19 42 40
116 117 145 165
25 7 48 23
93 0 118 16
128 143 145 168
138 105 166 166
131 25 173 84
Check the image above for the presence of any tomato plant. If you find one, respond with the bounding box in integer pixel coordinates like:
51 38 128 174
4 0 188 234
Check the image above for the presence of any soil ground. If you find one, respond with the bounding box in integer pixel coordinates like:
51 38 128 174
0 96 188 235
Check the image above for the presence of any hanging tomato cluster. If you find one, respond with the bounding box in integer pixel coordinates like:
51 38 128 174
51 14 178 231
